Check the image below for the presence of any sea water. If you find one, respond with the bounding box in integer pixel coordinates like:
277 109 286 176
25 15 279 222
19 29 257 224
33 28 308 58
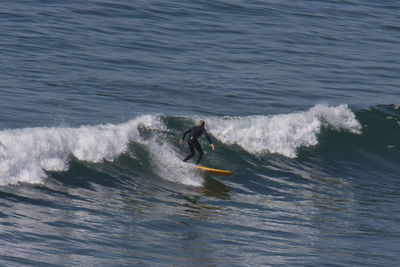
0 1 399 266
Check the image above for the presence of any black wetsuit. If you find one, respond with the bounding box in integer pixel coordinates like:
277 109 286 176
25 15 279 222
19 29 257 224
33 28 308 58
181 125 212 164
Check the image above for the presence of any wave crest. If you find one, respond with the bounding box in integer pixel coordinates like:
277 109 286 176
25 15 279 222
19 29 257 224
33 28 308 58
208 104 361 158
0 115 164 185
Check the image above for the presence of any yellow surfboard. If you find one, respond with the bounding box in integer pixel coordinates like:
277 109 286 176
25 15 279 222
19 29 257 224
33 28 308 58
196 166 233 176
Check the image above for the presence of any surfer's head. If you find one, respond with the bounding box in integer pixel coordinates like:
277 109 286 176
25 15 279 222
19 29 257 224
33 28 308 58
197 120 205 127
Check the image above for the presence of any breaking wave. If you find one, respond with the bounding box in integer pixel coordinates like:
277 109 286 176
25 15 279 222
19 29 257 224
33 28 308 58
0 104 365 186
208 104 361 158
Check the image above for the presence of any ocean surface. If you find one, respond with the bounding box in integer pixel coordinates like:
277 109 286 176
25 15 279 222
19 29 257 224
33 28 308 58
1 0 400 266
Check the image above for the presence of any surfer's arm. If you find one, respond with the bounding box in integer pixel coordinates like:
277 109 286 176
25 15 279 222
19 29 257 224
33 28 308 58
203 128 215 150
203 128 213 144
181 129 191 142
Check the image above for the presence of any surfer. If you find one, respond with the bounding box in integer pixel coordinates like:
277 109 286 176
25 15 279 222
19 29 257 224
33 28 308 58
179 120 215 165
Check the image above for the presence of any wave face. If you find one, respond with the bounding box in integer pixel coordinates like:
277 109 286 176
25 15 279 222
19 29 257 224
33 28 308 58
0 104 364 186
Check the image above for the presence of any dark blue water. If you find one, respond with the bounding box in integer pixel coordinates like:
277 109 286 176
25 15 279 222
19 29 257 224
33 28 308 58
1 1 400 266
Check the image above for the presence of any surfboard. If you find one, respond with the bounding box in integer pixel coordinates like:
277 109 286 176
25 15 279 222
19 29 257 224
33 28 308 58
196 166 233 176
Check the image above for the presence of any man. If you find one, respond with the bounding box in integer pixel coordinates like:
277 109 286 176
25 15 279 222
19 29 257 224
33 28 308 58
179 120 215 165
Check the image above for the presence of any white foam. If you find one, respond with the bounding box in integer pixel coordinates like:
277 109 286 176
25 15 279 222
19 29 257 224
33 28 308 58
0 115 165 185
208 104 361 158
148 139 203 187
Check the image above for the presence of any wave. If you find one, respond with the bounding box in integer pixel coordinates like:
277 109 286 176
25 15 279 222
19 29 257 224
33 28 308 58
356 104 400 155
208 104 361 157
1 103 393 186
0 115 166 185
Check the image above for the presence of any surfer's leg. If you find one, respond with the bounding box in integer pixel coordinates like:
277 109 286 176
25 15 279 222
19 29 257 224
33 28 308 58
194 141 203 165
183 140 195 162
